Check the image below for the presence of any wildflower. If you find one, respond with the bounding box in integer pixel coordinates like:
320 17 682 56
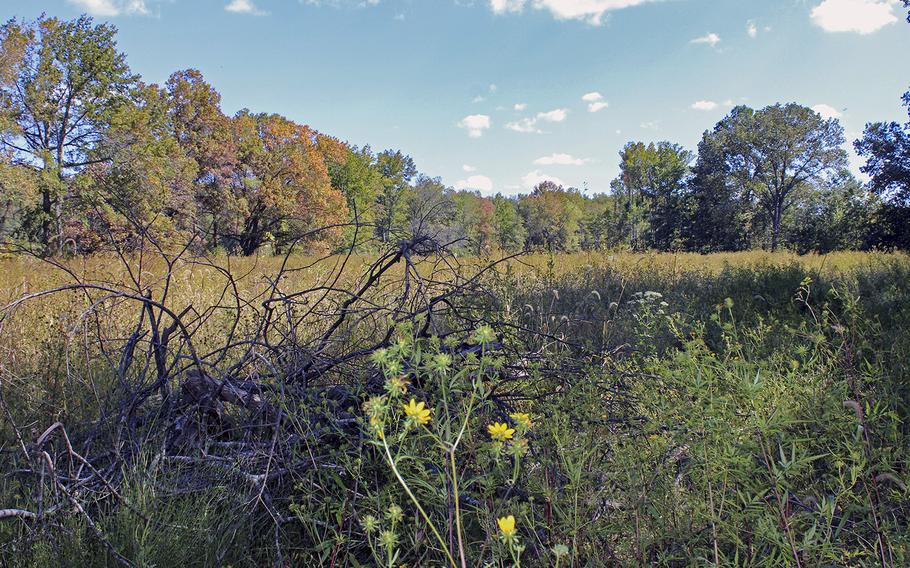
402 399 431 425
384 376 410 397
488 422 515 442
431 353 452 374
509 412 533 430
497 515 517 538
471 325 496 346
386 504 404 523
379 529 398 549
370 348 389 365
361 515 379 533
552 544 570 558
507 437 529 458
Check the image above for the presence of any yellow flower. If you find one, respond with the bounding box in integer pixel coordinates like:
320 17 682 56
497 515 517 537
402 399 431 425
509 412 533 429
488 422 515 442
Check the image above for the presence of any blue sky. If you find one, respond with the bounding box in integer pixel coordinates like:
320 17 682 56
3 0 909 195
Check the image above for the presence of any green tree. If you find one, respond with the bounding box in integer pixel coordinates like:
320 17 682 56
318 139 383 249
786 173 871 253
611 141 692 251
519 181 584 251
685 110 760 252
0 15 136 253
491 195 526 252
375 149 416 244
78 82 197 251
855 87 910 248
699 104 847 251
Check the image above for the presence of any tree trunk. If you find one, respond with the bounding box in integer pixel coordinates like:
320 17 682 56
771 202 782 252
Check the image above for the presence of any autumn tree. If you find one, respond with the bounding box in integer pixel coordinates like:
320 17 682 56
0 15 136 253
227 111 347 255
453 191 496 254
165 69 238 247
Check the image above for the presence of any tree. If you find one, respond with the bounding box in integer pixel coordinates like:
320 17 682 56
786 173 871 254
165 69 238 247
453 191 496 254
318 139 383 248
685 110 760 252
611 141 692 251
491 195 526 252
519 181 584 251
0 16 136 253
855 87 910 248
78 82 197 251
227 111 347 255
704 104 847 251
374 150 416 243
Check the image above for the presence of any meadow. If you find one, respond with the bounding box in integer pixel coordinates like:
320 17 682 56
1 249 909 567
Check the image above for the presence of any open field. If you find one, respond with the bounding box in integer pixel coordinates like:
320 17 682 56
1 250 908 566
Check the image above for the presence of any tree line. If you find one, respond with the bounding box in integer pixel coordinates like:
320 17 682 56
1 14 908 256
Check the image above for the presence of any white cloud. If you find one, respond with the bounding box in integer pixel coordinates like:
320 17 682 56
522 169 565 189
812 103 843 119
538 108 568 122
582 92 609 112
514 103 528 111
472 95 486 103
506 108 568 134
463 164 478 172
690 32 721 47
640 120 660 130
489 84 498 93
810 0 899 34
534 153 591 166
226 0 268 15
691 100 719 111
458 114 492 138
489 0 659 26
747 21 758 38
455 175 494 192
66 0 149 16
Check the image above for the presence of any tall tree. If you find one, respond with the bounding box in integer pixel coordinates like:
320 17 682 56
319 138 382 247
165 69 237 247
79 82 197 250
374 149 416 243
0 16 136 253
855 87 910 248
685 110 760 252
706 104 847 251
612 141 692 251
491 195 526 252
227 111 347 255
